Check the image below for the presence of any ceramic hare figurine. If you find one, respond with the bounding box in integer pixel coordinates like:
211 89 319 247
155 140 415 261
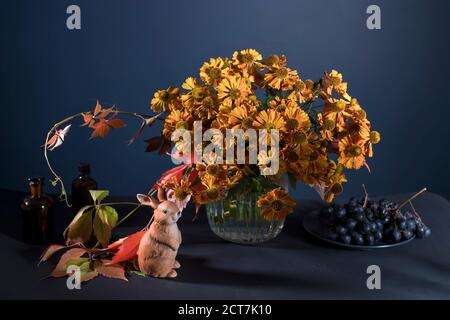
136 188 182 278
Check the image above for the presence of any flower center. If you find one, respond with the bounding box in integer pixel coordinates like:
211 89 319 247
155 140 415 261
229 88 241 100
174 189 188 201
160 91 169 101
242 116 254 129
208 67 222 79
349 145 362 156
176 121 188 129
355 110 366 120
206 164 220 176
334 100 346 112
286 118 299 130
202 97 214 109
242 53 254 63
331 76 341 86
293 132 307 144
370 131 381 144
323 119 335 131
275 68 288 79
271 200 283 211
293 81 305 91
192 87 206 100
206 187 219 200
330 183 343 195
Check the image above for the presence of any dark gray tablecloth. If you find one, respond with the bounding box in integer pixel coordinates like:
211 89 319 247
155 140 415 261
0 189 449 299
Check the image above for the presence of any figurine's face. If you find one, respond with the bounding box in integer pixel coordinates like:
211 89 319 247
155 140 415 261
154 201 181 224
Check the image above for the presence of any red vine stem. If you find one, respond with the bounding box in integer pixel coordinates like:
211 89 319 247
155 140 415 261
43 109 162 207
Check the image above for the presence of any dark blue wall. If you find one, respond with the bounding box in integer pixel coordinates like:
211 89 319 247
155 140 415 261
1 0 449 201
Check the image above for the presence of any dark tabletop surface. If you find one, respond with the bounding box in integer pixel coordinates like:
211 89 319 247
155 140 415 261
0 188 449 300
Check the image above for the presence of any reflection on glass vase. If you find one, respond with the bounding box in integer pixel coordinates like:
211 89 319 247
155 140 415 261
206 179 287 244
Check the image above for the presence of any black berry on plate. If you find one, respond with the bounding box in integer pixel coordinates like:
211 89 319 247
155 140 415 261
319 186 430 246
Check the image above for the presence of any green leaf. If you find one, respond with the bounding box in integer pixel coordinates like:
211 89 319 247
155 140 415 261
89 190 109 203
93 210 112 248
130 270 146 277
63 205 93 238
50 248 87 277
287 172 297 190
98 205 119 227
65 208 93 245
65 258 89 268
79 261 98 282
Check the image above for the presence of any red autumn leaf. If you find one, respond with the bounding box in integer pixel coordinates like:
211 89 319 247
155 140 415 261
46 134 59 146
93 100 102 116
81 112 94 127
80 270 98 282
159 137 172 155
145 136 163 152
107 118 126 129
98 107 114 119
109 231 145 265
84 101 126 139
105 237 126 251
39 244 66 265
96 261 128 281
154 164 189 189
50 248 87 278
89 118 126 139
90 118 111 139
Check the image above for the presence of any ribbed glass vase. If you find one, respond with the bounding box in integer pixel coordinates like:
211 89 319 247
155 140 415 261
206 187 285 244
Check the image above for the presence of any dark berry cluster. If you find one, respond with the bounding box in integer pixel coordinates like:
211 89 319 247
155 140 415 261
320 197 431 246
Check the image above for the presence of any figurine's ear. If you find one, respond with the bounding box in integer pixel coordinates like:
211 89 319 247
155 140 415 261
157 188 167 202
137 194 159 209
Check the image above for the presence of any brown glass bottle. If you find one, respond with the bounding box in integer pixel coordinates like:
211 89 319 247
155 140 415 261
72 163 97 216
20 177 54 244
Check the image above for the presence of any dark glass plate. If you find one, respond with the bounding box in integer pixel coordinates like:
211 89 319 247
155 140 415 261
302 211 415 249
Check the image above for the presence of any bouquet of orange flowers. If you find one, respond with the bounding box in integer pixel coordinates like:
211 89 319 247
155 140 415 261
37 49 381 283
148 49 380 220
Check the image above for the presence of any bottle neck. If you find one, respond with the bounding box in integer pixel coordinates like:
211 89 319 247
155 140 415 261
79 172 90 179
30 185 42 198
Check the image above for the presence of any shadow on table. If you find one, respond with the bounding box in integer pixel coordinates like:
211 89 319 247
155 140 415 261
175 254 337 289
261 199 348 251
173 200 345 288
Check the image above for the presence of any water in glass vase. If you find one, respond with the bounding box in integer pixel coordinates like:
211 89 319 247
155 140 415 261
206 178 286 244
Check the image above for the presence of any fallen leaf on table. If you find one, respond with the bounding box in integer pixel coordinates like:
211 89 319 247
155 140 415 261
96 261 128 281
39 244 66 266
50 248 87 278
109 231 145 265
79 261 98 282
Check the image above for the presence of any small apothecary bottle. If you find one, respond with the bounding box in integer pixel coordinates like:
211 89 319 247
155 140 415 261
72 163 97 216
20 177 54 244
